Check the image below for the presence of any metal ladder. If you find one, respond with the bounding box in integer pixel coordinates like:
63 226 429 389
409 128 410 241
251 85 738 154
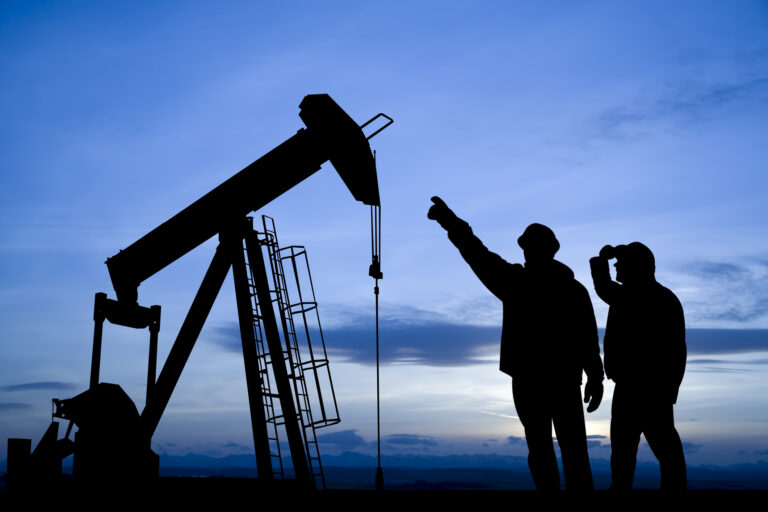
261 216 340 489
244 244 285 480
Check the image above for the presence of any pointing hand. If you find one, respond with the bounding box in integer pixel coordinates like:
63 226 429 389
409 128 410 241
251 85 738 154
428 196 458 230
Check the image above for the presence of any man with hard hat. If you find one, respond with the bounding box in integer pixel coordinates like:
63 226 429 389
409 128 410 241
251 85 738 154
428 196 604 491
590 243 687 490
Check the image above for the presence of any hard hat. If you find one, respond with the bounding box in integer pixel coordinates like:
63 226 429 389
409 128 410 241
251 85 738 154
615 242 655 274
517 223 560 258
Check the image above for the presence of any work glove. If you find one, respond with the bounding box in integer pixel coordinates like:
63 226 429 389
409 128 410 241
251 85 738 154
584 379 603 413
599 244 616 260
427 196 459 231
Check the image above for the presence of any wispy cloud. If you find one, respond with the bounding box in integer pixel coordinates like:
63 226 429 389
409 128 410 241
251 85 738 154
0 402 32 411
680 261 768 324
317 429 368 449
685 329 768 355
687 367 756 374
689 358 768 365
207 293 768 367
387 434 438 447
592 75 768 141
688 357 768 373
223 441 253 453
1 381 78 392
480 410 518 420
683 442 703 454
209 307 500 367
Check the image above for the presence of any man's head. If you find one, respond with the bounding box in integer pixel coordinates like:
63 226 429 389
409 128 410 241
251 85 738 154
518 223 559 263
614 242 655 283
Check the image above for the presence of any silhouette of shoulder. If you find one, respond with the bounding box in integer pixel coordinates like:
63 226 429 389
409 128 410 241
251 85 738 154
445 219 523 299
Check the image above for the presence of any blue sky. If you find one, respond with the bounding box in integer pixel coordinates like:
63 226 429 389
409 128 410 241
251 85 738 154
2 0 768 480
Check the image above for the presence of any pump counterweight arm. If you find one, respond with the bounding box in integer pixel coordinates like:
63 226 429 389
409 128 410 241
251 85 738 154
106 94 382 304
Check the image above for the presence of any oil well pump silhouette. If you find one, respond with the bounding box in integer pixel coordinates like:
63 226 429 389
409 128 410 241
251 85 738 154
7 95 392 489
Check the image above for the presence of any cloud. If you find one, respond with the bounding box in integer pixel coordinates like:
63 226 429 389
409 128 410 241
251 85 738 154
325 321 499 367
211 319 768 370
223 442 252 453
210 305 501 367
680 260 768 324
687 367 756 374
207 295 768 368
387 434 438 447
478 410 518 421
688 358 768 365
686 355 768 373
683 442 702 454
507 436 526 447
685 329 768 355
317 429 367 449
0 402 32 411
592 76 768 140
587 435 608 449
1 381 78 392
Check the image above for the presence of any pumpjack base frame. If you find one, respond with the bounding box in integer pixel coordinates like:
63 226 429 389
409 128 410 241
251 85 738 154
85 217 313 487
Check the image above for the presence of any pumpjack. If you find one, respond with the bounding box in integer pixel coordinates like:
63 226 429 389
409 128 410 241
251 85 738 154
6 94 391 489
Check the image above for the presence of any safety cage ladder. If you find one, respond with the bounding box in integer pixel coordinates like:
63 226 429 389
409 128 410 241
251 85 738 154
245 215 340 489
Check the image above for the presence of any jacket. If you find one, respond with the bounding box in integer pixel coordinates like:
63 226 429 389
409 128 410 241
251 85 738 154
590 257 686 402
447 219 604 384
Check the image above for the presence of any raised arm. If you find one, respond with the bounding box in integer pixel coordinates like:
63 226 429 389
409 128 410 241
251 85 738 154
589 245 622 305
428 196 522 299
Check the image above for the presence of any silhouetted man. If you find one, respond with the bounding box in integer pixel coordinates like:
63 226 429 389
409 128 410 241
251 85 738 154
590 243 687 490
428 196 604 491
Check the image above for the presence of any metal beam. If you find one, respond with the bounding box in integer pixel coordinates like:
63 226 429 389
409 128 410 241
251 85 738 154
229 228 275 479
141 245 231 438
90 293 107 390
106 129 326 303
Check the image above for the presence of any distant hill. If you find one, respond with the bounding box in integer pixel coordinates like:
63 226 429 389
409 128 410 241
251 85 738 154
154 452 768 490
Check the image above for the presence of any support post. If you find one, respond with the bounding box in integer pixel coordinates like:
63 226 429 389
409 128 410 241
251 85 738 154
228 225 274 480
146 305 161 407
90 292 107 390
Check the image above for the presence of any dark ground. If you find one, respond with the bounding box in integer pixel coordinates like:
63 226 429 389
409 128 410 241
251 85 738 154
3 463 767 508
1 478 766 510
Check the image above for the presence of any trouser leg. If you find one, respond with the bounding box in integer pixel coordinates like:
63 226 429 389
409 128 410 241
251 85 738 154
644 403 687 490
553 384 594 491
513 378 560 491
610 384 642 490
